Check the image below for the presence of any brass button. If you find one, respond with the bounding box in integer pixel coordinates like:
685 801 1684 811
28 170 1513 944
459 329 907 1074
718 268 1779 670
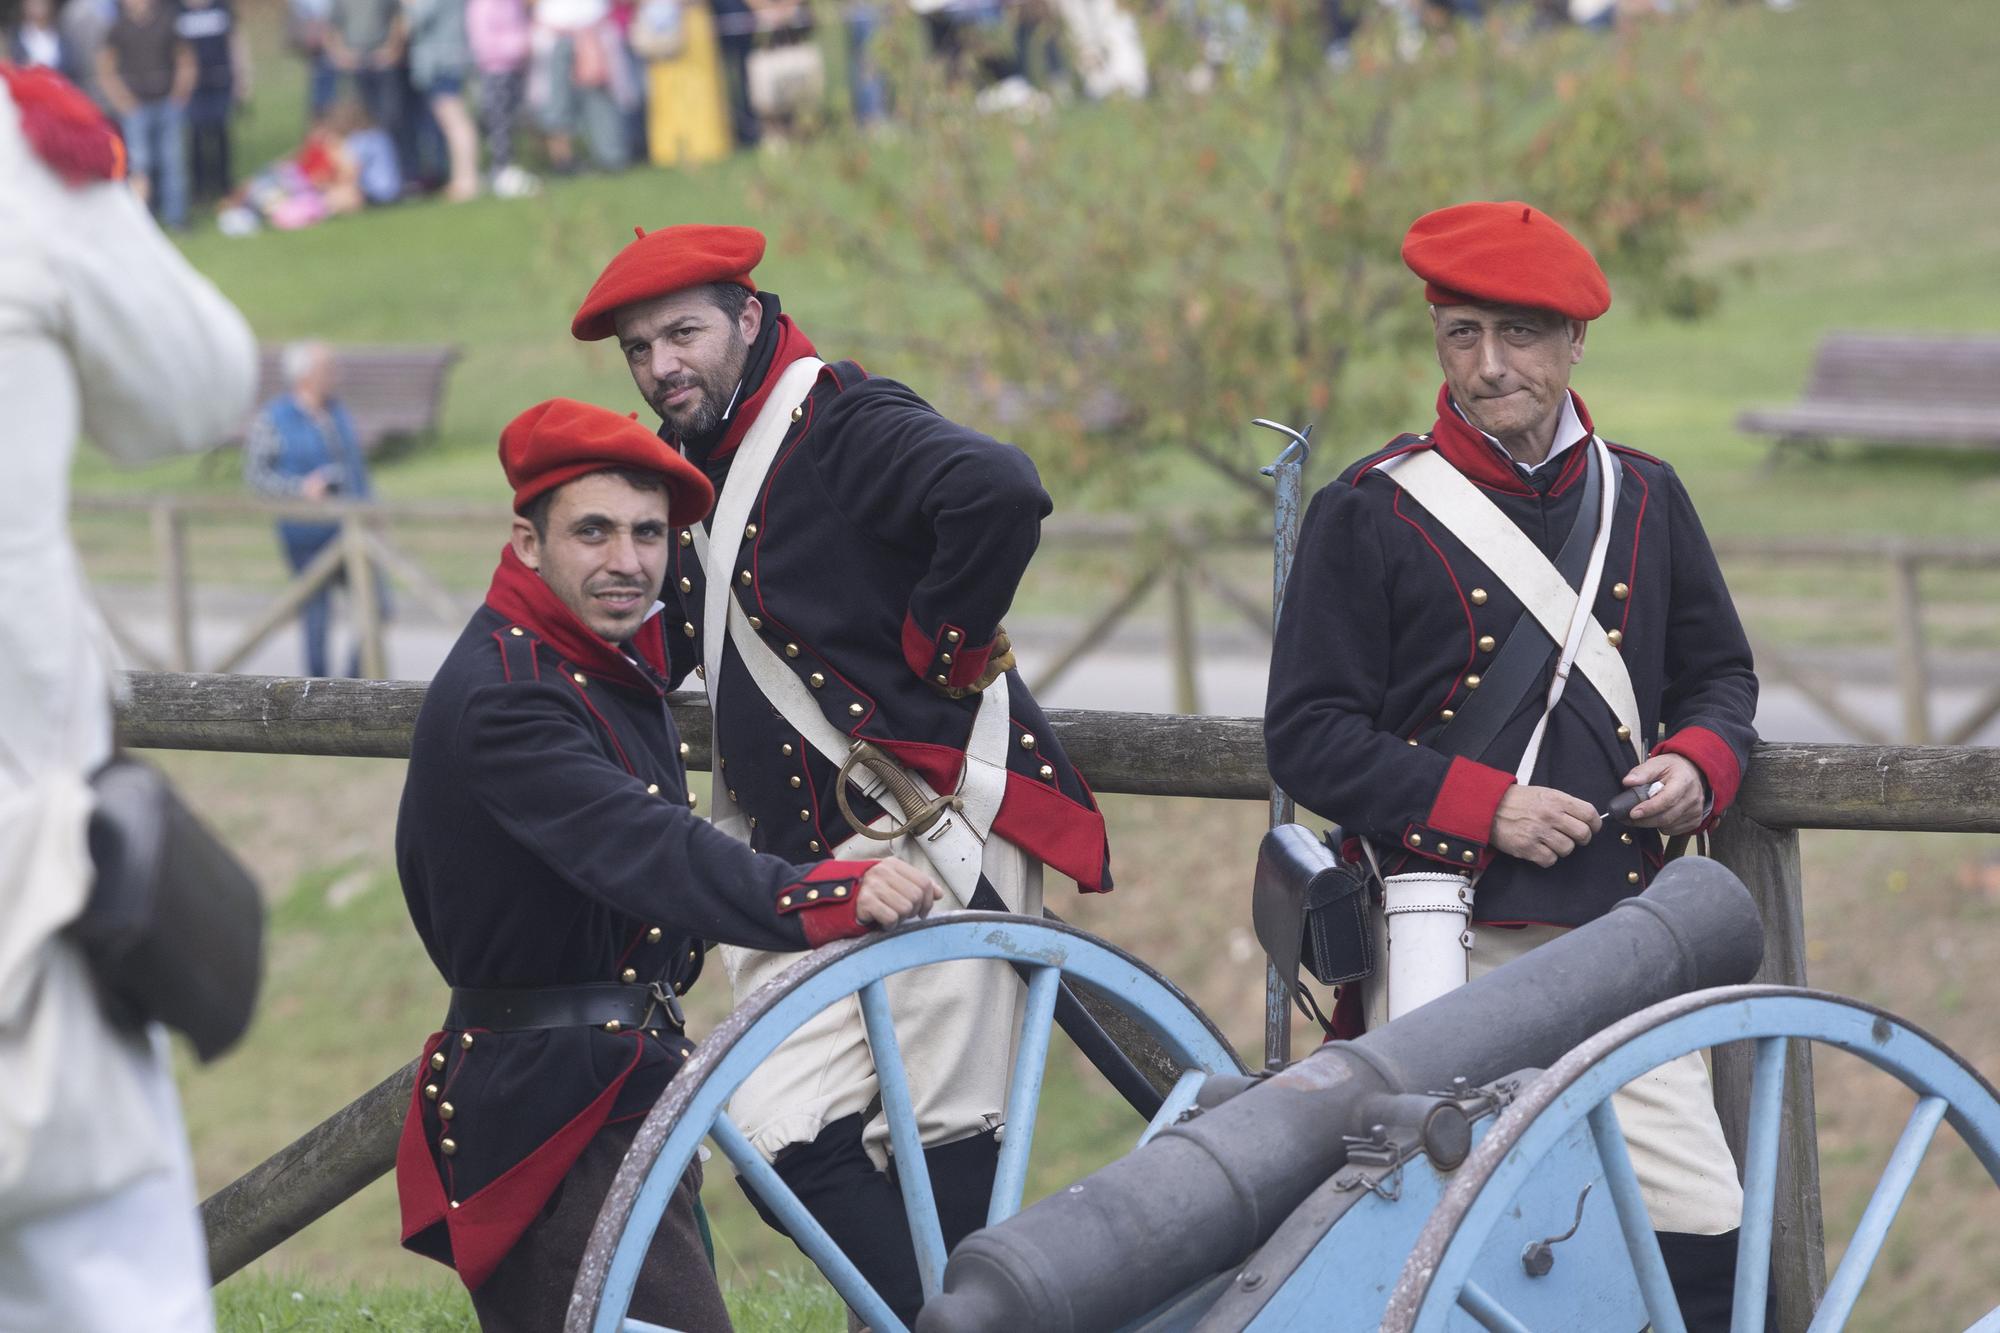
1020 733 1036 750
1616 726 1631 742
1440 709 1456 722
748 616 763 631
688 792 699 809
509 626 524 637
806 889 820 902
439 1101 455 1120
799 809 812 821
1461 850 1477 864
748 816 758 829
1620 832 1634 845
945 630 962 643
780 895 793 908
1626 871 1641 885
790 406 804 422
431 1051 447 1070
440 1137 458 1156
781 743 794 756
1039 764 1054 779
424 1082 439 1100
449 1200 460 1210
940 653 953 665
648 927 662 942
679 577 692 594
808 840 821 852
1470 588 1488 606
933 673 948 685
1477 635 1495 653
682 621 696 638
1409 832 1424 846
744 523 758 539
789 776 802 788
848 702 865 716
679 742 690 757
1465 674 1482 689
604 1020 622 1033
1407 737 1419 746
1612 582 1629 601
785 643 801 658
809 672 825 688
728 788 738 801
646 783 660 795
1436 841 1449 854
621 968 637 983
459 1033 475 1050
573 672 587 685
833 885 847 898
1607 629 1623 648
679 530 692 546
738 570 752 586
695 664 705 678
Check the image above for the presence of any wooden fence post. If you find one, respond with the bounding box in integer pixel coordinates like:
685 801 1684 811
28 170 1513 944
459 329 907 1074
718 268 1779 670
1888 551 1932 744
1168 553 1201 715
1707 810 1827 1331
344 518 386 681
152 501 194 672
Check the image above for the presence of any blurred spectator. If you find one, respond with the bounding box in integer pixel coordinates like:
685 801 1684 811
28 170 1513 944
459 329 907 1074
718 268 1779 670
710 0 757 146
96 0 193 227
0 54 254 1333
243 341 382 677
219 98 401 230
7 0 84 82
844 1 886 125
57 0 117 106
173 0 249 201
465 0 537 194
627 0 731 164
286 0 338 116
323 0 405 153
404 0 478 197
530 0 635 171
607 0 648 161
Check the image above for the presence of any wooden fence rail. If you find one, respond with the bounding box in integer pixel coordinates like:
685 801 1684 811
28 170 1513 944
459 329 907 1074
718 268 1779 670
113 671 2000 1326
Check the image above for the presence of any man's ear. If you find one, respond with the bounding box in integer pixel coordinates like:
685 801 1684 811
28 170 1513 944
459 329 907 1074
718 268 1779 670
510 515 542 572
1569 319 1589 366
738 291 763 346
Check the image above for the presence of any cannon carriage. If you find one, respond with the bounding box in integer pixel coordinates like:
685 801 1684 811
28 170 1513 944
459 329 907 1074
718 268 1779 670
567 856 2000 1333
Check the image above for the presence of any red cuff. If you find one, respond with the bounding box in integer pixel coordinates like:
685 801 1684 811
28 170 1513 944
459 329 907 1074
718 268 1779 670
1400 756 1515 869
1654 726 1744 827
900 611 994 690
776 860 873 948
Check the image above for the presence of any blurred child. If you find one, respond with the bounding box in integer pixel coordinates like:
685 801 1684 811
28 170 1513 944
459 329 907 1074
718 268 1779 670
465 0 536 194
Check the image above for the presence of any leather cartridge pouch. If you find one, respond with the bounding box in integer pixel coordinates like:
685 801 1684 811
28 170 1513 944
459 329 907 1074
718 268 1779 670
67 757 265 1063
1252 824 1374 989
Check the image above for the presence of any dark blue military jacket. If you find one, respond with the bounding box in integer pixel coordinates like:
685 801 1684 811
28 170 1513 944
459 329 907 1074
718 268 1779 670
1266 386 1757 929
395 552 870 1288
656 297 1112 892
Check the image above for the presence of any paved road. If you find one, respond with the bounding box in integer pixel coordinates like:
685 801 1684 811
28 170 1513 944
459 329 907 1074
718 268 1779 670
100 589 2000 747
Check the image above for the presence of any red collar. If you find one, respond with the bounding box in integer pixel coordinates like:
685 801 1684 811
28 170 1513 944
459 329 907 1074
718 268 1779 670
705 315 818 460
1425 383 1596 495
482 546 669 693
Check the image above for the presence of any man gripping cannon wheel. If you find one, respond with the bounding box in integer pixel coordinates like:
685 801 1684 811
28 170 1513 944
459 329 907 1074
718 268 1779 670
1264 201 1760 1330
393 399 943 1330
569 223 1113 1324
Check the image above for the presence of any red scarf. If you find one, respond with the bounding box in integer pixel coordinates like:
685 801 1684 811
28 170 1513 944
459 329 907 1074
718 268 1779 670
1425 382 1595 495
703 315 819 460
482 545 670 693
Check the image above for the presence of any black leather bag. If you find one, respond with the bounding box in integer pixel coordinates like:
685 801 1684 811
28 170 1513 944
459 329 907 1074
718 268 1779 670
1252 823 1374 990
66 758 265 1063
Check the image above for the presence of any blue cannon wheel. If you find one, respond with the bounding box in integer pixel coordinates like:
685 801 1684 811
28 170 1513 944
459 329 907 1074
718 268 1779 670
564 912 1243 1333
1386 985 2000 1333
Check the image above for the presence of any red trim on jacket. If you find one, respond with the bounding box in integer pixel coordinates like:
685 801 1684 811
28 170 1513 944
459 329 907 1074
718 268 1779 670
1654 726 1743 829
483 546 664 696
774 860 873 945
1427 755 1517 845
900 612 937 679
706 316 820 460
398 1031 647 1290
899 612 997 691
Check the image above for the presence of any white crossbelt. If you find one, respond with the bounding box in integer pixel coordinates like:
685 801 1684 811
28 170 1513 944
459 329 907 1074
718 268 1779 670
1379 440 1646 769
691 358 1010 902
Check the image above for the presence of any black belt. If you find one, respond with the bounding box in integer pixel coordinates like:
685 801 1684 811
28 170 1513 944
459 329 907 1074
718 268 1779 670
446 981 685 1034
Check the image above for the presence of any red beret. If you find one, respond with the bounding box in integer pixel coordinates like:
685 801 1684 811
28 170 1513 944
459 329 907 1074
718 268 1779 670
499 398 715 524
570 224 766 342
1401 201 1611 322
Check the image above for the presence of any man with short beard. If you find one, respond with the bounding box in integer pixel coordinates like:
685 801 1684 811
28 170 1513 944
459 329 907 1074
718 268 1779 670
569 224 1113 1324
392 398 942 1330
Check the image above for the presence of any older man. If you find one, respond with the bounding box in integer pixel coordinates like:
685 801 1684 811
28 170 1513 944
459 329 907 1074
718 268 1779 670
570 223 1111 1323
393 398 941 1330
244 341 378 677
1265 201 1758 1328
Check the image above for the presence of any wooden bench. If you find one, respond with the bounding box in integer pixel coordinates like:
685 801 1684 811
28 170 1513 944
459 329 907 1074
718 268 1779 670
231 343 462 453
1737 333 2000 459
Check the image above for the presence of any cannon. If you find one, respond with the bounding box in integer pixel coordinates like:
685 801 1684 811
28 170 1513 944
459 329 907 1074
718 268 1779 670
567 856 2000 1333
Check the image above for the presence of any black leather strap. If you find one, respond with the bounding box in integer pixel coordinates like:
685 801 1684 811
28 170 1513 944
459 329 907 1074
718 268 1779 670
1425 445 1621 764
447 981 685 1033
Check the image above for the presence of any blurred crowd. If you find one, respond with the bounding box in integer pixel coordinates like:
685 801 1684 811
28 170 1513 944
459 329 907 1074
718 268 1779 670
4 0 1790 231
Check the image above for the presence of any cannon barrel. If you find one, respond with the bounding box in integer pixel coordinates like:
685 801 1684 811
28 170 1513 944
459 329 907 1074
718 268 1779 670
918 857 1764 1333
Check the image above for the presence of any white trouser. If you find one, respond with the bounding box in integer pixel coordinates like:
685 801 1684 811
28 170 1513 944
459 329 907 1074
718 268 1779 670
0 1026 214 1333
1363 913 1745 1236
722 833 1043 1171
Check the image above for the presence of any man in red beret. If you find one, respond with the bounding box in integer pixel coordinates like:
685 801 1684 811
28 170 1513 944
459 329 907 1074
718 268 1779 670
572 223 1114 1324
1266 201 1758 1329
391 397 943 1329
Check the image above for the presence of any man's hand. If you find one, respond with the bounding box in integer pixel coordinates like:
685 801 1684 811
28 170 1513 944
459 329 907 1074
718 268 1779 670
1620 753 1707 835
301 468 334 500
1490 785 1601 868
853 859 944 929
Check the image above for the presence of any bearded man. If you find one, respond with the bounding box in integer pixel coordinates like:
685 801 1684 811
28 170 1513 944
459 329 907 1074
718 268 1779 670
569 223 1112 1324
